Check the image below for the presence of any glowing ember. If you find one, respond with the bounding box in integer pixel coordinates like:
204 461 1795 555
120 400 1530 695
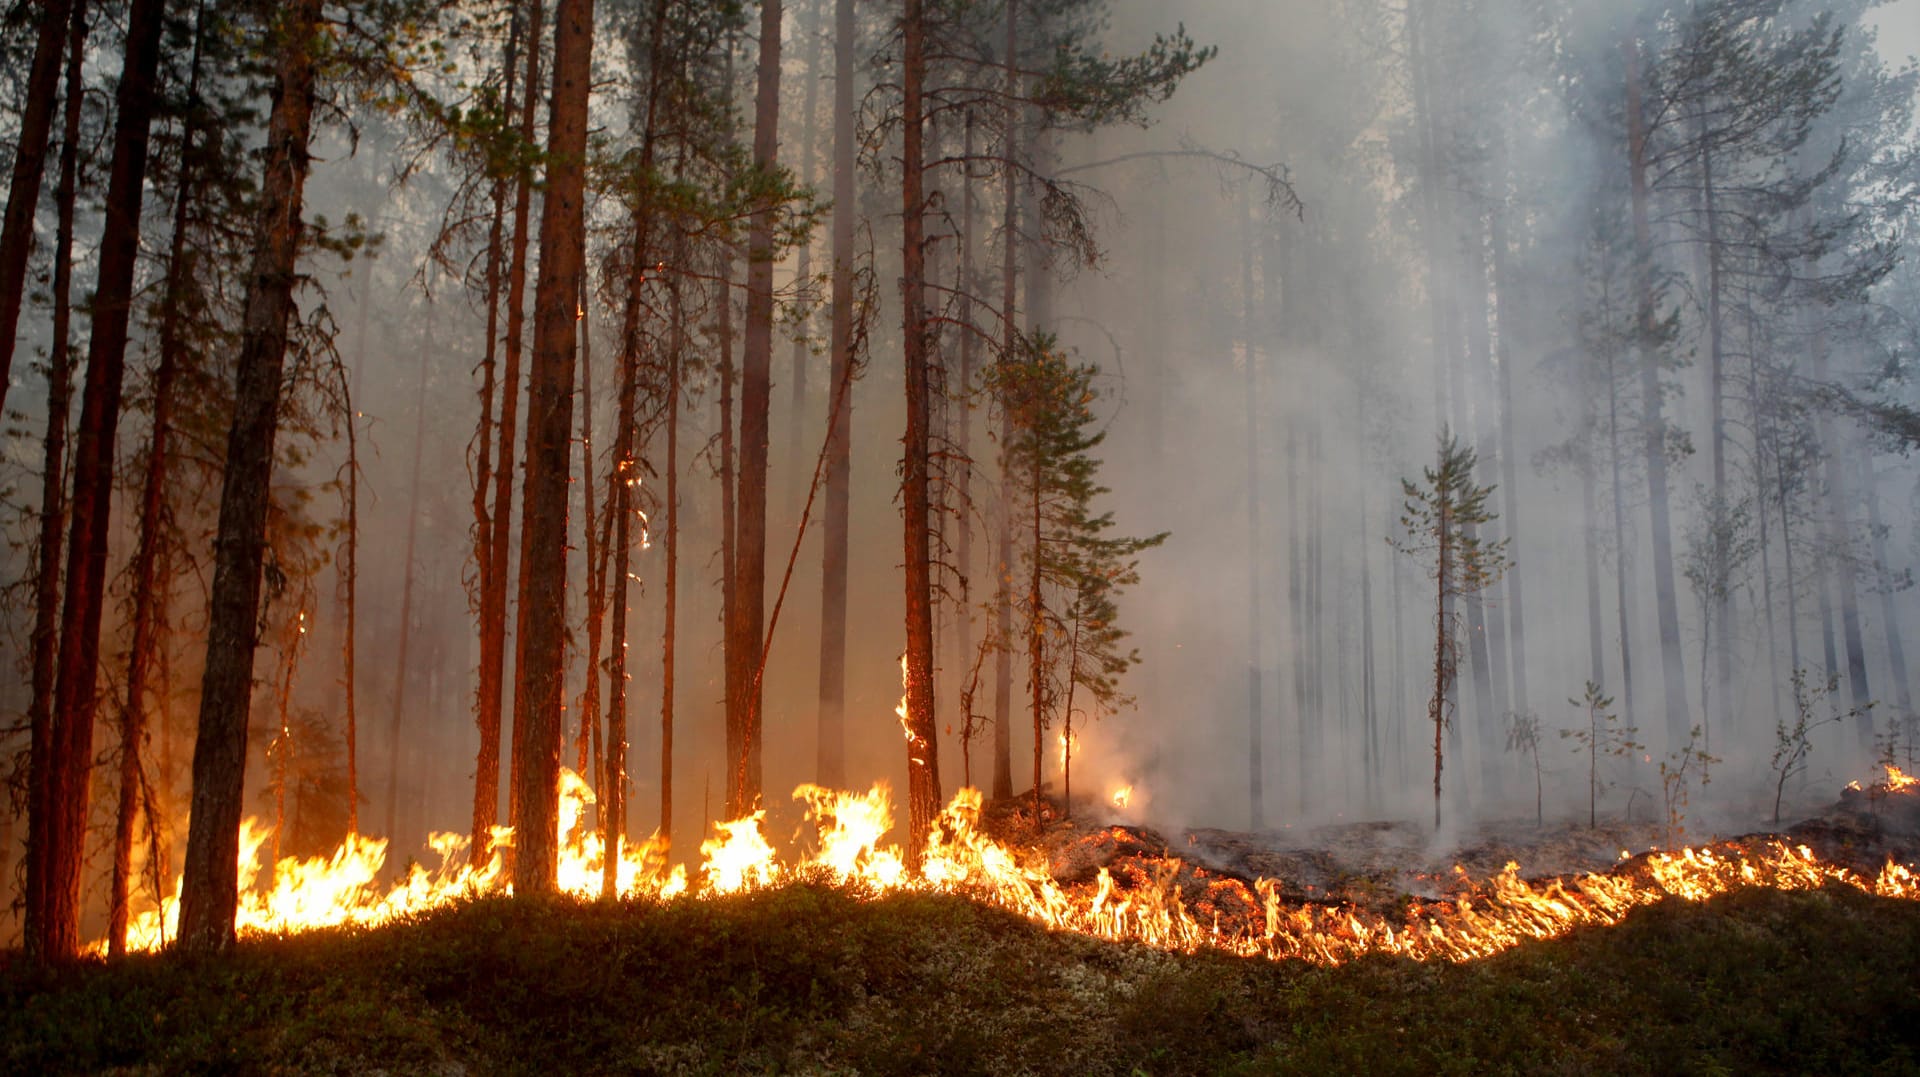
100 768 1920 965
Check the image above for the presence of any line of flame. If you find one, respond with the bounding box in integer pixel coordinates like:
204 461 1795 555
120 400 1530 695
100 765 1919 963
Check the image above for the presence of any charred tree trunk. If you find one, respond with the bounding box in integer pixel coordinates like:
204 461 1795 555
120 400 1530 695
177 0 323 953
509 0 594 895
37 0 166 961
900 0 943 857
24 0 87 959
0 0 77 420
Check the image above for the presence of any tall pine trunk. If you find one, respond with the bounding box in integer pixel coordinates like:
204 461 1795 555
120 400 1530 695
900 0 943 856
990 0 1020 802
469 8 520 862
25 0 88 956
112 0 205 953
729 0 781 814
36 0 166 961
479 0 542 858
177 0 324 953
384 333 432 841
509 0 594 895
1624 33 1691 750
0 0 77 419
816 0 857 789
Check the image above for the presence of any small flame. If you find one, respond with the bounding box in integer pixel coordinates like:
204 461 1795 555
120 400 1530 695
1887 764 1917 792
1111 785 1133 809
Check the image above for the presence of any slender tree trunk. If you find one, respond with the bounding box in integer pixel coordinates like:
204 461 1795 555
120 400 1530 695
1240 196 1263 830
729 0 782 815
1581 406 1606 690
900 0 943 856
1603 280 1638 737
580 274 605 785
483 0 543 856
385 326 433 842
469 9 520 862
1488 208 1530 720
1814 332 1873 747
990 0 1020 802
1700 135 1734 740
37 0 166 961
1433 501 1452 831
24 0 87 958
112 0 204 953
954 108 978 779
1029 459 1044 823
661 227 685 858
177 0 324 953
509 0 595 895
816 0 856 788
345 274 371 836
0 0 77 420
600 0 677 877
1624 33 1691 749
788 0 822 505
1865 468 1913 718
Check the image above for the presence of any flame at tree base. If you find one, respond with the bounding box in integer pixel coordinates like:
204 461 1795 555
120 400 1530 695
103 766 1920 964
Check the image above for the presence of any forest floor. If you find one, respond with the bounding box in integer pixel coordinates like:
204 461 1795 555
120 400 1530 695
6 783 1920 1075
4 877 1919 1075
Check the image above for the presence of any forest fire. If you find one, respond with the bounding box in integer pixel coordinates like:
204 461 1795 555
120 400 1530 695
99 766 1920 964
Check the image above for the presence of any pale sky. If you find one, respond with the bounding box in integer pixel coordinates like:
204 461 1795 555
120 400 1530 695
1870 1 1920 65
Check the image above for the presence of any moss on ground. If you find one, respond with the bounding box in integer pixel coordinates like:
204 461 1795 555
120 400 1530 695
3 882 1918 1075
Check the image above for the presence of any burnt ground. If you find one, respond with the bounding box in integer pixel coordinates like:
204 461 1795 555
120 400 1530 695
975 777 1920 925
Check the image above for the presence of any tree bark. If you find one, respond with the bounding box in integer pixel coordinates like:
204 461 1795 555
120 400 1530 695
37 0 166 961
481 0 543 857
177 0 323 953
25 0 88 956
469 6 520 862
730 0 781 815
1624 32 1692 750
0 0 77 420
384 328 432 841
509 0 594 895
990 0 1020 803
112 0 203 954
816 0 857 790
900 0 943 857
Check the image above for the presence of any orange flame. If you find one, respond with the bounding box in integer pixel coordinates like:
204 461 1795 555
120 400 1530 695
101 768 1920 964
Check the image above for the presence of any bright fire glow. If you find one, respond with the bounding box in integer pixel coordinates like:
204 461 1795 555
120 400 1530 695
1111 785 1133 809
100 768 1920 964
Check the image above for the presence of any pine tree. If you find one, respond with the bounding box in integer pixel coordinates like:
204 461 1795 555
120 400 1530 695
1393 430 1509 830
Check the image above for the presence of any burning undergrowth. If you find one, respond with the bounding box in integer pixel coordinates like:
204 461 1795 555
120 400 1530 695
94 766 1920 967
